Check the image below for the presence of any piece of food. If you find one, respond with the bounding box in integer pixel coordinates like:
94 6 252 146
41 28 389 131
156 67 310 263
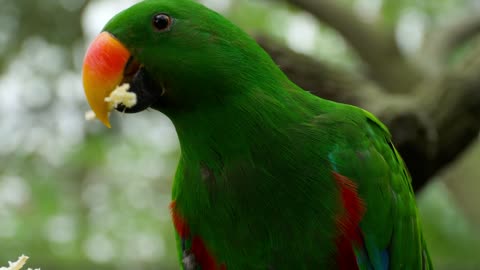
104 83 137 110
84 83 136 124
84 110 96 121
0 255 38 270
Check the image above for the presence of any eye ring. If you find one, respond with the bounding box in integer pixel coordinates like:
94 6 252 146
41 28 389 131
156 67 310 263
152 13 173 32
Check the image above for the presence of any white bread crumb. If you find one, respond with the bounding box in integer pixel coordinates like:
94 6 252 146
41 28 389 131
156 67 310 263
85 83 136 123
85 110 96 121
104 83 137 111
0 255 40 270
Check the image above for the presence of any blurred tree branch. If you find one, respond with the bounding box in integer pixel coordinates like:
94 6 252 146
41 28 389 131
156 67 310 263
258 36 480 192
0 0 91 72
281 0 422 93
422 13 480 70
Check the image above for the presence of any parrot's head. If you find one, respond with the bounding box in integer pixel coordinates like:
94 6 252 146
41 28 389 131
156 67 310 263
83 0 281 127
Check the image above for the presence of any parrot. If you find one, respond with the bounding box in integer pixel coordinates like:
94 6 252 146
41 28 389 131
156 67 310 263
81 0 433 269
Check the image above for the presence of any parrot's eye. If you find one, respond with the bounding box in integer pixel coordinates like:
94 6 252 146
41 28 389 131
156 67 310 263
152 13 172 32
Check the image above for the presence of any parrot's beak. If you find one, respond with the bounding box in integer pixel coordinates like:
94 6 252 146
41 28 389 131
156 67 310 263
82 32 131 128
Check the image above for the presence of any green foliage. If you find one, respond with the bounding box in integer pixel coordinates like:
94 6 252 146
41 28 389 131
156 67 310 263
419 182 480 270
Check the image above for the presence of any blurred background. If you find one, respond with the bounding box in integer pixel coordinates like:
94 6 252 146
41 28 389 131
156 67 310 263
0 0 479 269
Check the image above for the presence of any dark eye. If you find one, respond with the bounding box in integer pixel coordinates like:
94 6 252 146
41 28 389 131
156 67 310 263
152 13 172 31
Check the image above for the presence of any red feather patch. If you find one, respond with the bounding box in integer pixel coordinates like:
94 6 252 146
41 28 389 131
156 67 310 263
191 236 227 270
170 201 190 238
170 201 226 270
332 172 366 270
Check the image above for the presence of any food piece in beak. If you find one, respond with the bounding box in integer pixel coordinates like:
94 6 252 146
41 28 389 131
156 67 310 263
84 83 137 122
104 83 137 110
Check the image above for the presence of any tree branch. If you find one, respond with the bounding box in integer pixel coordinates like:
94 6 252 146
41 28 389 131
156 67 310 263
282 0 422 93
422 13 480 70
259 37 480 192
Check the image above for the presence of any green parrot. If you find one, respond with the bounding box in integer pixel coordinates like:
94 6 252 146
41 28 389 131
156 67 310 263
82 0 433 269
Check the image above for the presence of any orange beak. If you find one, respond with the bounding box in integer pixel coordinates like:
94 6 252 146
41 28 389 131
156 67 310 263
82 32 131 128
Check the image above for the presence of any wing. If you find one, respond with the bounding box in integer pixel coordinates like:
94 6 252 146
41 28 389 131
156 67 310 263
325 108 432 270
